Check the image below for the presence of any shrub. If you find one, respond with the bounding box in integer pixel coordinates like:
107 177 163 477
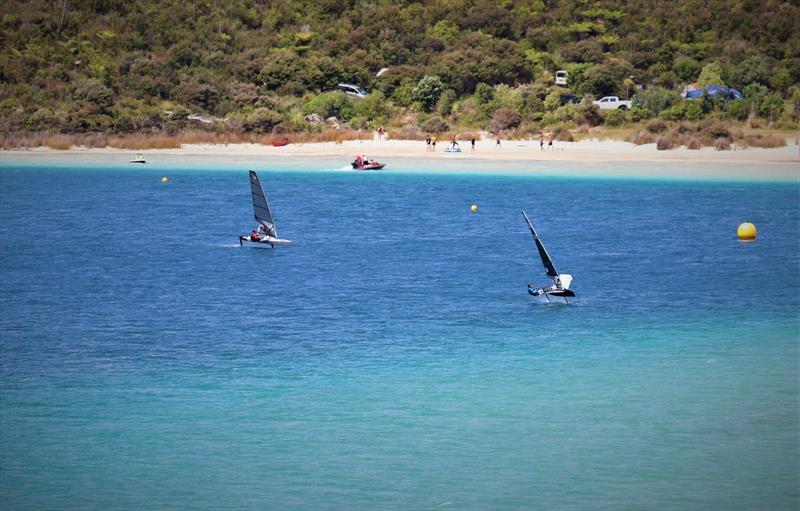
661 103 687 121
646 119 667 133
684 136 701 149
727 99 749 121
553 126 573 141
714 137 731 150
603 108 629 126
242 108 283 132
25 108 57 131
421 116 449 133
349 116 369 130
697 61 725 87
742 135 786 148
543 90 561 112
303 92 354 121
577 102 603 126
489 108 522 131
684 101 703 120
630 107 654 122
699 120 730 139
632 86 681 114
628 130 655 145
656 135 674 150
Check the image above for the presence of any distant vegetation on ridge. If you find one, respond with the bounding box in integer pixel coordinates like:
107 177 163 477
1 0 798 148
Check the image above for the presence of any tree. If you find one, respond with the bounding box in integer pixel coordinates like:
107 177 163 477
731 56 770 89
673 56 701 82
73 79 114 111
543 90 561 111
474 83 494 105
759 94 784 124
438 89 456 116
412 75 444 112
697 62 724 87
770 68 794 93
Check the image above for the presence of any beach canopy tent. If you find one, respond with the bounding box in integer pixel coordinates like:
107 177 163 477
684 85 743 100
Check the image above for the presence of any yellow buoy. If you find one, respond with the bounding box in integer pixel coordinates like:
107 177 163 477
470 204 478 213
161 177 168 183
737 222 757 241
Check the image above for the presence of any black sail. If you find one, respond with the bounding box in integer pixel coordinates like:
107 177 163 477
522 211 559 278
249 170 276 237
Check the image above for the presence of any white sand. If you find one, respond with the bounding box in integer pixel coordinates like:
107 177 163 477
3 136 798 181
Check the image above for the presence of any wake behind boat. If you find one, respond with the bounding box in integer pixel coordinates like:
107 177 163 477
522 210 576 303
239 170 293 248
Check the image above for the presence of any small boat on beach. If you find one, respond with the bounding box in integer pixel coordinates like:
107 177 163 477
351 155 385 170
239 170 293 248
272 138 290 147
129 153 146 163
522 210 576 303
444 146 462 153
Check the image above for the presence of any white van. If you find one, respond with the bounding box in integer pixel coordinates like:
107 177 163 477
337 83 368 98
555 70 568 86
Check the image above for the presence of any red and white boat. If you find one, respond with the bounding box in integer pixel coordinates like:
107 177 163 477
351 155 385 170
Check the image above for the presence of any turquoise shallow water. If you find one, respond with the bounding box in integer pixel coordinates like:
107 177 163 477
1 159 798 510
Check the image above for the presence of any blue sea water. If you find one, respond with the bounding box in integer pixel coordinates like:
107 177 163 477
1 158 798 510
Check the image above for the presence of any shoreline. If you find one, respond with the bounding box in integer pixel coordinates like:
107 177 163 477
2 138 798 182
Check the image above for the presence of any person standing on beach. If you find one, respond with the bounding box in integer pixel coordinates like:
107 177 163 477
425 135 431 152
432 136 437 151
471 137 476 151
377 125 384 140
547 133 554 150
539 134 545 151
495 135 501 149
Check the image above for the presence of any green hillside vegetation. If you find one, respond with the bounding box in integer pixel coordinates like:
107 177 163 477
1 0 798 148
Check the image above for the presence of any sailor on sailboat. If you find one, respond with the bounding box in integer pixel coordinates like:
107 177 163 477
522 210 575 303
239 170 293 247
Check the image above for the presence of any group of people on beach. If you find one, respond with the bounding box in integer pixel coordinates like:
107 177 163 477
425 135 437 151
540 133 554 150
425 135 479 152
423 133 554 152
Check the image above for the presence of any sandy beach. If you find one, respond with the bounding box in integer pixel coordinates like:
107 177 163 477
3 136 798 181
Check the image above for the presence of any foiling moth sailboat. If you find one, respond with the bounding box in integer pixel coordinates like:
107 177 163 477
239 170 293 248
522 210 576 303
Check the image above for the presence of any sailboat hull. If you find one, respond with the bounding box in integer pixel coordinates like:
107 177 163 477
529 288 576 298
239 235 293 247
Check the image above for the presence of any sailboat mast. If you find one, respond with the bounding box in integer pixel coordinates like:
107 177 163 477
521 210 559 278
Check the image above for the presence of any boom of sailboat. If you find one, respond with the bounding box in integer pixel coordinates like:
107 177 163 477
522 210 576 303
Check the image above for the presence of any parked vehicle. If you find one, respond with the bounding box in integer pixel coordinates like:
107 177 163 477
683 85 743 100
337 83 368 98
559 93 581 106
555 70 568 86
592 96 632 110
